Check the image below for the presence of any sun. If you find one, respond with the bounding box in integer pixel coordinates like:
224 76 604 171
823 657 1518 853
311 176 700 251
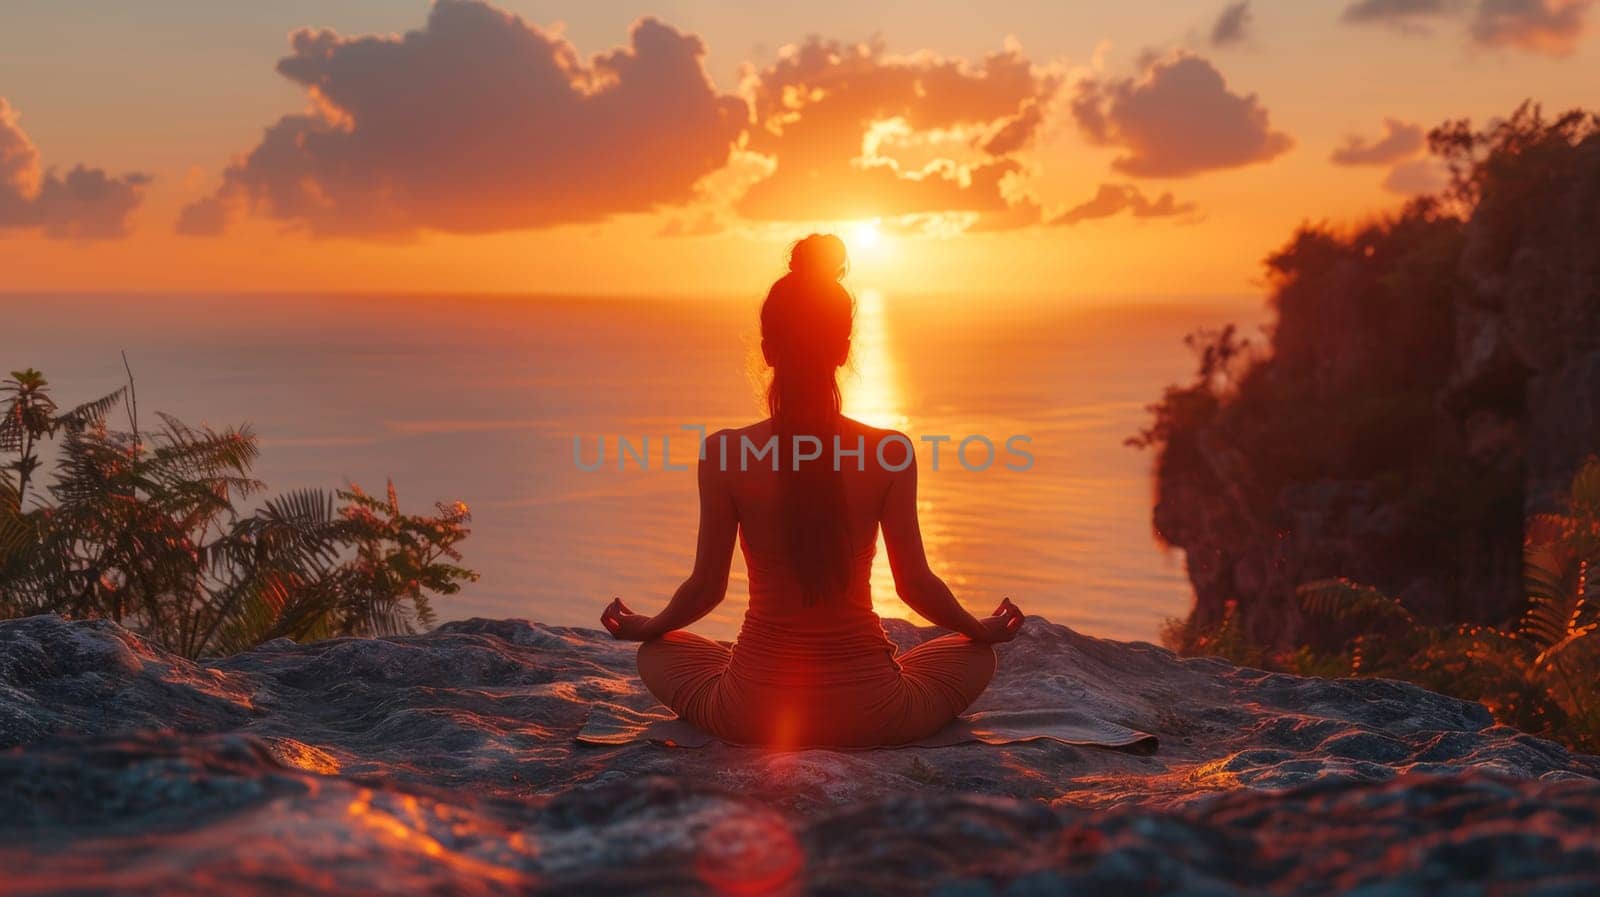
846 220 883 256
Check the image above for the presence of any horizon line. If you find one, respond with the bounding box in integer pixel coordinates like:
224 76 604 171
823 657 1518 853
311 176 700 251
3 288 1266 307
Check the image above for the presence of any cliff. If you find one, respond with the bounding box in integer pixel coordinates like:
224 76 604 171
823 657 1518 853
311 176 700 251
1145 108 1600 649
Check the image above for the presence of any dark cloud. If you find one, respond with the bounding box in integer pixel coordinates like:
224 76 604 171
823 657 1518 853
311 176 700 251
1340 0 1589 53
1341 0 1461 30
1070 53 1293 178
179 0 747 238
734 37 1057 225
1050 183 1197 225
1330 118 1426 165
1210 2 1255 48
1328 118 1446 194
1470 0 1592 55
982 100 1046 156
0 98 148 240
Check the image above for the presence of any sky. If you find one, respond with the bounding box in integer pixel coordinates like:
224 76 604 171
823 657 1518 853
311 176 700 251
0 0 1596 299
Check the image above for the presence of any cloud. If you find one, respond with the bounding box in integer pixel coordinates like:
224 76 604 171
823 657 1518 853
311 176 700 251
1381 156 1452 194
1050 183 1197 225
1210 2 1255 47
1070 52 1293 178
656 211 724 237
1330 118 1426 165
179 0 746 238
1340 0 1590 53
1328 118 1446 193
0 98 148 240
982 100 1047 156
733 37 1058 226
1340 0 1463 30
1470 0 1592 54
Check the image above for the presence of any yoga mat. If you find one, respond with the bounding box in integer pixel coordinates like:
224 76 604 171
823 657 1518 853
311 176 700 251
576 702 1159 755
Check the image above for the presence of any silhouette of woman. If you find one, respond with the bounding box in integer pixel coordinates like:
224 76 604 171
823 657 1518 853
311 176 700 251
601 234 1023 747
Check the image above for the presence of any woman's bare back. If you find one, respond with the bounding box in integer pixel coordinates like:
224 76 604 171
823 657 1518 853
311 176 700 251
712 416 903 596
598 233 1023 746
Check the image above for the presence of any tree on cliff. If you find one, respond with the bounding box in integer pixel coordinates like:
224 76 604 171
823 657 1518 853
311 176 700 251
1136 103 1600 748
1136 103 1599 655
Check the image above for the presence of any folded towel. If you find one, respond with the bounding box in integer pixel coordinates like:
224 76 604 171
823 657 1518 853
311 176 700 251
576 702 1158 754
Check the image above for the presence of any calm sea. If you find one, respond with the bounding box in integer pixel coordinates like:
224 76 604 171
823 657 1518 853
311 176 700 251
7 292 1259 643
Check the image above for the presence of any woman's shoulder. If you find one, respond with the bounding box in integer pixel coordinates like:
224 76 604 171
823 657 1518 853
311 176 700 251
700 421 773 469
703 418 914 470
838 416 911 446
707 420 773 445
714 416 900 441
837 417 917 473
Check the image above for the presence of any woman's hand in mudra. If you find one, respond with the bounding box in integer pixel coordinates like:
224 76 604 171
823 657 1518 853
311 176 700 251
601 597 654 641
969 598 1025 644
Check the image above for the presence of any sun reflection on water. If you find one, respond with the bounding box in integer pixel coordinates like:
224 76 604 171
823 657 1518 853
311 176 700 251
842 289 905 432
841 288 946 623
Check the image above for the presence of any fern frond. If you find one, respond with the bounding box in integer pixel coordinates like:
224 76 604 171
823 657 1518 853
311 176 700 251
1532 620 1600 672
0 510 36 565
208 571 298 656
1569 456 1600 518
1524 541 1574 605
55 388 127 432
1298 577 1416 626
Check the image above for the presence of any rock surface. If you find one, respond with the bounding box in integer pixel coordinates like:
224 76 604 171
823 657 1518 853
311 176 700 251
3 612 1599 895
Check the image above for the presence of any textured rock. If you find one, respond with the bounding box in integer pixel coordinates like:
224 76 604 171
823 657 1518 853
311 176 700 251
2 612 1599 894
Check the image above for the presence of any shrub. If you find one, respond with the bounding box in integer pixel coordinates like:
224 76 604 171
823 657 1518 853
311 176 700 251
0 368 477 657
1167 457 1600 752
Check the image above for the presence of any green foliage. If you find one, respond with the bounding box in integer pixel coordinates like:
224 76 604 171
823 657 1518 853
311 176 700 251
0 369 65 505
1140 101 1596 656
0 368 477 657
1169 458 1600 752
1160 597 1269 670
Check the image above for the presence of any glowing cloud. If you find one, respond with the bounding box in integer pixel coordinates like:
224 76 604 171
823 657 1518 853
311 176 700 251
179 0 746 238
733 37 1058 229
0 98 148 240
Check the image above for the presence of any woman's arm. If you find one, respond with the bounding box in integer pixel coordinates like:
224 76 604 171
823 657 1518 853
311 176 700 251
602 435 738 641
880 447 1024 643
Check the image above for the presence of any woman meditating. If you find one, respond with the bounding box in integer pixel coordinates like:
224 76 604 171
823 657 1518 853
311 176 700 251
601 234 1024 748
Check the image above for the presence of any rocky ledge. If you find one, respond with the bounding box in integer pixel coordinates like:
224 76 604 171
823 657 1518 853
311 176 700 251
2 613 1598 895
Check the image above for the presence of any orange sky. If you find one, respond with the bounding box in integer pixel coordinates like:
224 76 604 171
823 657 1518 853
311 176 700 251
1 0 1596 299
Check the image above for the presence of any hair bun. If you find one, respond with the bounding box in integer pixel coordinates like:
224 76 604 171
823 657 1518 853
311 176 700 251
788 233 848 281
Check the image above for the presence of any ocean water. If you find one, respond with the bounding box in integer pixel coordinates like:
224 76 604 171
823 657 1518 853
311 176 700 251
7 292 1258 643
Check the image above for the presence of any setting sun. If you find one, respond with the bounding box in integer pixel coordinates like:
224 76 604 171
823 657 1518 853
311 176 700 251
847 220 883 255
